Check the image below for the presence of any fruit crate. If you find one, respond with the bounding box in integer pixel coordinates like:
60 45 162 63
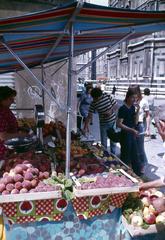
0 190 69 224
73 167 139 198
122 215 165 237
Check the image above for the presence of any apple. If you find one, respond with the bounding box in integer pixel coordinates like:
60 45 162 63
141 197 150 207
144 213 156 224
153 191 164 198
150 194 159 202
148 204 159 216
156 214 165 224
143 206 150 216
159 212 165 217
143 190 151 197
152 198 165 214
131 214 143 227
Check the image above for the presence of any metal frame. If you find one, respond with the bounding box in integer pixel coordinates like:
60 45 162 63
42 0 84 64
0 37 65 112
65 23 74 178
75 30 135 75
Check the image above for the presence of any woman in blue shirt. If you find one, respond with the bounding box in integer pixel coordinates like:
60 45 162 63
117 88 142 176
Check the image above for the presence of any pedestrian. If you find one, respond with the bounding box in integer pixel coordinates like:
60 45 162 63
84 87 117 154
131 85 150 174
117 88 142 176
112 85 116 96
143 88 156 139
78 85 93 132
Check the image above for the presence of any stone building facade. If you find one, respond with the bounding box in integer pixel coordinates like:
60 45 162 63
106 0 165 98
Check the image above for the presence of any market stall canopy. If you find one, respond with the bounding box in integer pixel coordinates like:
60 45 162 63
0 1 165 73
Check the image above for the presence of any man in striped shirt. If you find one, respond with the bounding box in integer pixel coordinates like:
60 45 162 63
84 88 117 154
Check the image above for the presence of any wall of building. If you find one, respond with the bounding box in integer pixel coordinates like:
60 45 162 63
106 0 165 98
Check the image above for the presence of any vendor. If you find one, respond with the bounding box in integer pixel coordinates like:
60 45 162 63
0 86 27 158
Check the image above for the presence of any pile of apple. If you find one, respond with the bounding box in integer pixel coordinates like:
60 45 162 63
130 189 165 227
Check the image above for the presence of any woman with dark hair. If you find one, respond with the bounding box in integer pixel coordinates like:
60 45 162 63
0 86 26 158
131 85 150 173
117 88 142 176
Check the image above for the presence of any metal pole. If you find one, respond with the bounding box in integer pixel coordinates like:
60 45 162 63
75 31 135 75
91 50 97 80
65 23 74 178
0 38 65 112
41 64 45 112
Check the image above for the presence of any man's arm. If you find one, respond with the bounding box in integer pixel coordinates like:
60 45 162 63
156 120 165 142
140 178 165 190
145 110 150 136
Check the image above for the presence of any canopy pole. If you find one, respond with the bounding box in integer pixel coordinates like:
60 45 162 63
75 31 135 75
41 64 45 112
0 38 65 112
65 23 74 178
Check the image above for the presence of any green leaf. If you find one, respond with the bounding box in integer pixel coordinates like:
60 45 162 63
63 190 74 200
141 222 150 229
64 179 73 188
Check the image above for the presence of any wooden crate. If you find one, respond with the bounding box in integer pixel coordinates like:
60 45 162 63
122 216 165 237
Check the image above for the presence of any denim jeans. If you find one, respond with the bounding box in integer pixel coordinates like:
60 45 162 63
100 122 116 154
136 122 148 167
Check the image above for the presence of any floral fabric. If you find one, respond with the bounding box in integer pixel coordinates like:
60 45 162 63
5 204 131 240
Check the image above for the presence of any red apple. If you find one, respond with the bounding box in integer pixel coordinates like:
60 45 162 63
148 204 159 216
144 213 156 224
152 198 165 214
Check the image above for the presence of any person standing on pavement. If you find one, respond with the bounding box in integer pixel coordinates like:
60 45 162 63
117 88 141 176
112 85 117 96
78 85 93 133
84 87 117 154
143 88 156 139
131 85 150 174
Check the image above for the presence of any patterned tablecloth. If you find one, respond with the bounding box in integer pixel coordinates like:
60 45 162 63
4 204 130 240
4 204 162 240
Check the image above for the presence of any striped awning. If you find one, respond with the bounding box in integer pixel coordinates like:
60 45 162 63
0 1 165 73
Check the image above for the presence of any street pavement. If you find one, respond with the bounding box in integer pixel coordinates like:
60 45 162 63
87 101 165 186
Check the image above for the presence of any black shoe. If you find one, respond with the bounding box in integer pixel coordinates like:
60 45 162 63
90 122 93 125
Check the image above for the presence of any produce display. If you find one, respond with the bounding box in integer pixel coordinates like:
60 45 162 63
0 160 59 195
78 172 134 190
1 151 51 173
122 189 165 230
44 172 74 200
17 118 35 131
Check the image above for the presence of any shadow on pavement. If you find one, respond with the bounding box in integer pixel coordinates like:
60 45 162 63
144 163 158 181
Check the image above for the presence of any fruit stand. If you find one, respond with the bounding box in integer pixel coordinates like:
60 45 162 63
0 119 165 240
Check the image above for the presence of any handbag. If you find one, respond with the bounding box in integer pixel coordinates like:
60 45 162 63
107 123 121 143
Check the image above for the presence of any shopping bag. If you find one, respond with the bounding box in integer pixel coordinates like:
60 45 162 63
107 125 121 143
